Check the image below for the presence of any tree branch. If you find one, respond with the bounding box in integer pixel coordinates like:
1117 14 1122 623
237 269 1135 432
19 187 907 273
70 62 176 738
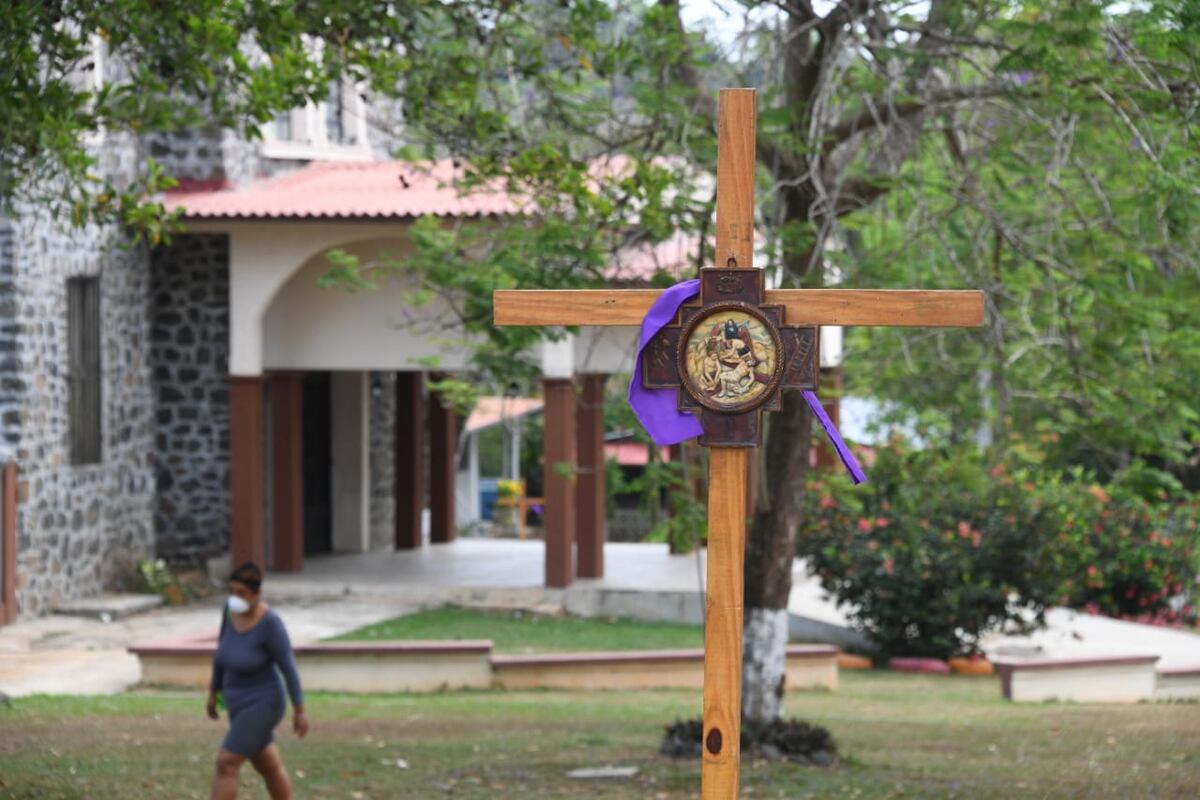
822 83 1017 154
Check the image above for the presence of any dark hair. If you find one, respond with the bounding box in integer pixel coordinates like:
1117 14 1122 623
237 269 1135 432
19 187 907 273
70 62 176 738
230 561 263 592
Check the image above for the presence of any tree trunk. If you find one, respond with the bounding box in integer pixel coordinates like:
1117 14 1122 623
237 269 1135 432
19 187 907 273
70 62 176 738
742 388 814 723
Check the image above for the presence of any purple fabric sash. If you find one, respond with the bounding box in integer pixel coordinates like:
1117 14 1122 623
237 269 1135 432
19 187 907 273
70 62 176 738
803 390 867 485
627 278 866 484
627 280 705 446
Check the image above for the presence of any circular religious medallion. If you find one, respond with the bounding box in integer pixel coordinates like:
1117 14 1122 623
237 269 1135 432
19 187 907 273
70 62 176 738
678 302 784 414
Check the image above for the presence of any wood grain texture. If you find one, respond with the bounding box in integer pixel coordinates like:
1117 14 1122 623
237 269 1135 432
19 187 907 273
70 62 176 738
703 447 748 799
494 288 984 328
229 376 266 569
716 89 756 270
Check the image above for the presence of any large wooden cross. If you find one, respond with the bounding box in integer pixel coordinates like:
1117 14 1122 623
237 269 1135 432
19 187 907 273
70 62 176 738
493 89 983 799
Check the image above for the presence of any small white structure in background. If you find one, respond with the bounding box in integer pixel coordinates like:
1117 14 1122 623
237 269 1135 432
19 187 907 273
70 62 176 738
455 396 544 529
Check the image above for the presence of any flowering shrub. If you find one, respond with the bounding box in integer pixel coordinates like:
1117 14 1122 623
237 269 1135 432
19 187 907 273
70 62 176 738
799 444 1199 658
1057 478 1199 627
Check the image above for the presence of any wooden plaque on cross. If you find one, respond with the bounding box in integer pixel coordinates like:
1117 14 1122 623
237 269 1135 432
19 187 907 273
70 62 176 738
493 88 984 799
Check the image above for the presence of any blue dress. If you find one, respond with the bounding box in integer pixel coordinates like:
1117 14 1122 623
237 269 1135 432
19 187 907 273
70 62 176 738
210 608 304 757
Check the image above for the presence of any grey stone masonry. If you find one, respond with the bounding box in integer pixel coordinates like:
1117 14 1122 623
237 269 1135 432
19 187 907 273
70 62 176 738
149 235 231 562
369 372 396 551
0 221 18 462
5 206 156 617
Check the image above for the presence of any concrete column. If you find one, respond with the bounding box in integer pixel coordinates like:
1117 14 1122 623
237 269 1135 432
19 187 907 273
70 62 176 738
543 378 577 588
230 376 267 568
331 372 370 553
428 385 457 544
466 434 481 524
394 372 425 549
269 373 304 572
576 374 607 579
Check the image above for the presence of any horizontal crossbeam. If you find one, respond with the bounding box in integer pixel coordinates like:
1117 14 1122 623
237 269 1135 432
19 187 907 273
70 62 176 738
494 288 984 328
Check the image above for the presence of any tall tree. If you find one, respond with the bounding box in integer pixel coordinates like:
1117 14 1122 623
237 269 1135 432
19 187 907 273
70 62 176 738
376 0 1197 726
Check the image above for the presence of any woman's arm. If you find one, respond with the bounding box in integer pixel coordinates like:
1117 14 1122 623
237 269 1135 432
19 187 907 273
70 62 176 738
264 613 305 710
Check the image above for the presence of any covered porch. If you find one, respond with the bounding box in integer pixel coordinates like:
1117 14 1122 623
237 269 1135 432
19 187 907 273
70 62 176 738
167 161 638 588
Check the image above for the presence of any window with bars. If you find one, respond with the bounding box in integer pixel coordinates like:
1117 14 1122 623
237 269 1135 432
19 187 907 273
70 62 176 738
67 277 102 465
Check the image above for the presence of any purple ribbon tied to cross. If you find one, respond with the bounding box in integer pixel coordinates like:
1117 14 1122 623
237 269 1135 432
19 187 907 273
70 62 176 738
626 278 866 484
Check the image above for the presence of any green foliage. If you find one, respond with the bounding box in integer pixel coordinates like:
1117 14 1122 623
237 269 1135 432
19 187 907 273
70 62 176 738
843 1 1200 484
604 384 706 552
801 445 1069 659
129 558 189 605
1054 475 1200 626
800 442 1200 659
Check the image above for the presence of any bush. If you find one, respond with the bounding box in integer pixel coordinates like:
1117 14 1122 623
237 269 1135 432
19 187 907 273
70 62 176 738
799 445 1200 659
801 445 1070 659
1056 472 1199 626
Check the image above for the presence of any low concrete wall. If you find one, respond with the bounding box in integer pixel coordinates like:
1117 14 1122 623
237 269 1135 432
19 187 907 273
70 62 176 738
131 636 494 692
995 655 1160 703
131 637 840 694
492 645 838 691
1156 666 1200 701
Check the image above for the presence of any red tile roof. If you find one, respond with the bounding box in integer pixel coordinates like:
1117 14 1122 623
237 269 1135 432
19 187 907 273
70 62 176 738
165 160 518 220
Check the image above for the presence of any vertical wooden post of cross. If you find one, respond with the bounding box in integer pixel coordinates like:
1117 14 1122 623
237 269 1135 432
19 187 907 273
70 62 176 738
701 87 756 799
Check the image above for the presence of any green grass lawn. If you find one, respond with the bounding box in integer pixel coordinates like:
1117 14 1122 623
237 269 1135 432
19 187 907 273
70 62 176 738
327 606 706 654
2 672 1198 799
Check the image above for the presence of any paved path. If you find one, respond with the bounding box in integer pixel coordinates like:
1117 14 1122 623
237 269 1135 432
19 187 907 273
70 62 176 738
982 608 1200 671
3 539 1197 696
0 598 417 698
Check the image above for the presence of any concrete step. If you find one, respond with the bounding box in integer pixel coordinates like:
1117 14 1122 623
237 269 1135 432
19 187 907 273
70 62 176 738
54 593 163 621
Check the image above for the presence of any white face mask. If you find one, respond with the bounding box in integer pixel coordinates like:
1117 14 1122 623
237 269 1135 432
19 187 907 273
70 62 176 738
227 595 251 615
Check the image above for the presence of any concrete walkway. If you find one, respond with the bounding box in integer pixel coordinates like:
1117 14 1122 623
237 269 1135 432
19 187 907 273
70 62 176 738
982 608 1200 672
3 539 1198 696
0 598 418 698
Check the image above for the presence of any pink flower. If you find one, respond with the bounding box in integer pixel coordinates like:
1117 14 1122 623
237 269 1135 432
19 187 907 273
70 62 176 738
971 531 983 548
883 557 895 576
820 494 835 509
875 517 890 529
957 521 971 538
857 518 873 533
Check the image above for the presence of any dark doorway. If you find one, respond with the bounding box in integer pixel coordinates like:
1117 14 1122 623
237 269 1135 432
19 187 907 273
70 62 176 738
302 372 333 555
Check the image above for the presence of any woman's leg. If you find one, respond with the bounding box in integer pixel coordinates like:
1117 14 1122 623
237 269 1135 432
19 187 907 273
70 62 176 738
250 744 293 800
209 749 245 800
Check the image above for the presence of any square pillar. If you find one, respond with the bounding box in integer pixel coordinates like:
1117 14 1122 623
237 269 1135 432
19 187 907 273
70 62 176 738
394 372 425 549
429 383 457 544
576 374 607 579
331 372 371 553
543 378 577 588
1 463 17 624
269 373 304 572
230 376 266 569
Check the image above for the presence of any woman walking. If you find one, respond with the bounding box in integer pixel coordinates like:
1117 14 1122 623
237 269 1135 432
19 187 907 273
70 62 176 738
207 562 308 800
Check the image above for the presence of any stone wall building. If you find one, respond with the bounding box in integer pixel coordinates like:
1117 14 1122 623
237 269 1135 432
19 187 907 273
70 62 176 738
0 66 624 619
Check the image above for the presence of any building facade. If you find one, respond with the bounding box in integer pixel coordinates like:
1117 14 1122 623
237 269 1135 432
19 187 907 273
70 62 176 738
0 85 626 618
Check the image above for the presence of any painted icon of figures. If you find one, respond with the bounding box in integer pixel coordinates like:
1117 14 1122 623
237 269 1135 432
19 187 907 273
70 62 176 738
685 310 776 408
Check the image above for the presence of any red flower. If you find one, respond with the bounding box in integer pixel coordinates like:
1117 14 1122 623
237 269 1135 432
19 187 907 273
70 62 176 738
857 518 873 533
